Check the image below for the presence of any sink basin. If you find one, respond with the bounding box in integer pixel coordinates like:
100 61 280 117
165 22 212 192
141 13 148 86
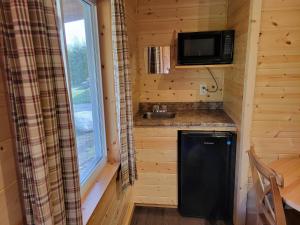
143 112 176 119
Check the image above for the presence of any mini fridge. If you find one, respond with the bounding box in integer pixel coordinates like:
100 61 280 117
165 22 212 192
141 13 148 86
178 131 236 224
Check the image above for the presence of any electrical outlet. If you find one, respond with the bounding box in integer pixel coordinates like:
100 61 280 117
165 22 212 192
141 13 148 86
200 83 207 96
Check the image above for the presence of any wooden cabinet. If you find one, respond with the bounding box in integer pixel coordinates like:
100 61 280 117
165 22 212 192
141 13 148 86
134 127 178 206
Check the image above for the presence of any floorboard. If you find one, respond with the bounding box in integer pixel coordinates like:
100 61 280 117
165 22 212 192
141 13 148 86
130 206 226 225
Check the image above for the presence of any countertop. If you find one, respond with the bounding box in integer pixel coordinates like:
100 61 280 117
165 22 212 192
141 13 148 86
134 102 236 129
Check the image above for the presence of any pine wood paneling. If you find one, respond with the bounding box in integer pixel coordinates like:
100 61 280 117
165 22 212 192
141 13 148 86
97 0 121 162
87 173 133 225
133 127 178 206
0 71 23 225
126 0 140 113
0 107 11 141
246 2 300 224
223 0 250 125
223 1 260 225
251 2 300 161
0 182 23 225
0 139 19 191
136 0 228 103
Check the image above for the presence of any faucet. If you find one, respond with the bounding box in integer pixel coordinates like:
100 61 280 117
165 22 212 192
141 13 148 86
152 104 168 113
152 104 160 112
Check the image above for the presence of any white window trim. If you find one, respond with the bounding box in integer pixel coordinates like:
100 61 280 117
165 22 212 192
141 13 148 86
55 0 107 194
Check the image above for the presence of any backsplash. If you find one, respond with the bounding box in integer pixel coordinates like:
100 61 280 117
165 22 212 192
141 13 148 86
139 70 225 103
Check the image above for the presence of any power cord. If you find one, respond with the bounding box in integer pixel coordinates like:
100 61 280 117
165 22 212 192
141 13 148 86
203 67 219 93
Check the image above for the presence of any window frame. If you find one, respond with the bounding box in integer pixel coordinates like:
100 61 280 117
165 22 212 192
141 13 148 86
55 0 107 191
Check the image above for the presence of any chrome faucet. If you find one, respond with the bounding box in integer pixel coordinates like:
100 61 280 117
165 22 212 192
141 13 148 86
152 104 168 113
152 104 160 112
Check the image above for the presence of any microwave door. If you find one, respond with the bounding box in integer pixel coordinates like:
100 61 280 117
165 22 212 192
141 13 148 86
183 36 221 62
177 30 235 65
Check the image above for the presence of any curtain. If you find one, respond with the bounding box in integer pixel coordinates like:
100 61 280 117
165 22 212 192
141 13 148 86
0 1 82 224
112 0 137 188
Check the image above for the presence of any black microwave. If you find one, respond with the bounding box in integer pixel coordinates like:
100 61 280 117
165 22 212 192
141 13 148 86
177 30 235 65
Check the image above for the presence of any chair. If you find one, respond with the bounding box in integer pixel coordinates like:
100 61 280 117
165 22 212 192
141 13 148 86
248 147 287 225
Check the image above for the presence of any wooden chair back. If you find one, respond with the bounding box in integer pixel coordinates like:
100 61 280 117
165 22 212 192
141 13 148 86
248 147 286 225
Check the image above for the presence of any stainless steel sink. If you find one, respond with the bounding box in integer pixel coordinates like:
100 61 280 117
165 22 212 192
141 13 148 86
143 112 176 119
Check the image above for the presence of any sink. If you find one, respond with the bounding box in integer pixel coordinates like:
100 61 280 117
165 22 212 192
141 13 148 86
143 112 176 119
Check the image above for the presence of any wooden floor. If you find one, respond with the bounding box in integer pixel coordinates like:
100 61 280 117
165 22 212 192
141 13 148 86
130 207 226 225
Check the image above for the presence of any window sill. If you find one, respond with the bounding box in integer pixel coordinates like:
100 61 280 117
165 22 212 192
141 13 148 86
81 162 120 225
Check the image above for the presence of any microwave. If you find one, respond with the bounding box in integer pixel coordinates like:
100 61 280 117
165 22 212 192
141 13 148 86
177 30 235 65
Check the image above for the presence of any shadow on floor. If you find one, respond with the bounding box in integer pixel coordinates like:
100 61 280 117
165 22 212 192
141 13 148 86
130 206 226 225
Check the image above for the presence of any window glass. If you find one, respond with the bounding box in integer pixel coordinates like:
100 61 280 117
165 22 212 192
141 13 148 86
57 0 106 184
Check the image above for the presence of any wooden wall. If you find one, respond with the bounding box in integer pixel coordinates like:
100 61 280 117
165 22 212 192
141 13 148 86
126 0 140 113
0 73 23 224
251 0 300 161
87 173 133 225
132 1 300 225
133 128 177 206
136 0 228 103
223 0 250 125
223 0 254 224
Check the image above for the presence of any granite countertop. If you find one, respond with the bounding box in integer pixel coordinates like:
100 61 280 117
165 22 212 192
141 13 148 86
134 102 236 128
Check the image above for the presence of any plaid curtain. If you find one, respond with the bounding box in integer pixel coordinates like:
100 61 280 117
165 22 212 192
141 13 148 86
0 1 82 224
112 0 137 188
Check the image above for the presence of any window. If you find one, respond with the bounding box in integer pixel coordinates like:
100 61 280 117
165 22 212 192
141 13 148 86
56 0 107 184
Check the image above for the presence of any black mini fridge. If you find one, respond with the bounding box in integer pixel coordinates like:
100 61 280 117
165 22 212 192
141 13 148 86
178 131 236 224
